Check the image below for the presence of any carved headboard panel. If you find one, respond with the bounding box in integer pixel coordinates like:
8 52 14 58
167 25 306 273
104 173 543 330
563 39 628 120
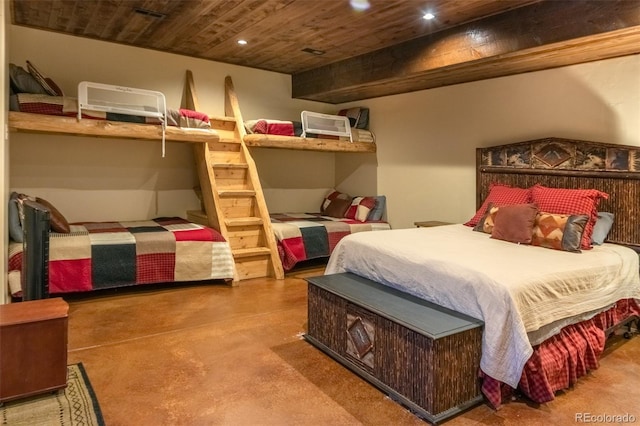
476 137 640 247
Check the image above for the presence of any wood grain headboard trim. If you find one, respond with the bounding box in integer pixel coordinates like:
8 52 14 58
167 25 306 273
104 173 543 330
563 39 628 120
476 137 640 247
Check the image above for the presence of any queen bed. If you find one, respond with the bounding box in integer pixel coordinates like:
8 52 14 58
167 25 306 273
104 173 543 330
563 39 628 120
323 137 640 408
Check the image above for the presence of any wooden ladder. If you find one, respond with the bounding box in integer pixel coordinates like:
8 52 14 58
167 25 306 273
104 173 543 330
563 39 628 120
184 72 284 282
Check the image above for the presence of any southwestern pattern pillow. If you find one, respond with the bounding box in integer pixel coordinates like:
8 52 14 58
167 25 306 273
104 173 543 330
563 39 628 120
465 184 531 228
531 212 588 253
530 184 608 250
473 202 499 234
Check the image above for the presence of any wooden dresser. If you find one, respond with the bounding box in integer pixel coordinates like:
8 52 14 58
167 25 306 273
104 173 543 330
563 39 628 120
0 298 69 403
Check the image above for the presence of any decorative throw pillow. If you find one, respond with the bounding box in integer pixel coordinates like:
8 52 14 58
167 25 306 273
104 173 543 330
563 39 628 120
366 195 386 221
530 184 608 250
344 196 377 222
321 189 350 212
8 192 23 243
531 212 588 253
490 203 538 244
464 184 531 227
591 212 614 245
35 197 71 233
473 202 499 234
324 198 351 218
9 63 48 95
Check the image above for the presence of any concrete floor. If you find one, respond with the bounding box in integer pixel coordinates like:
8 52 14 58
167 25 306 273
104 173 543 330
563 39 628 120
65 271 640 426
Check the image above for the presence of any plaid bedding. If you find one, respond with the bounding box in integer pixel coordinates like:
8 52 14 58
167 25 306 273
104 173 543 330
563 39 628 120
8 217 235 296
270 213 391 270
13 93 210 128
481 298 640 407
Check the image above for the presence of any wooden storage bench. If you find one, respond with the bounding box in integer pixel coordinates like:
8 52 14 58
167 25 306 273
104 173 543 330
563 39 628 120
305 273 484 424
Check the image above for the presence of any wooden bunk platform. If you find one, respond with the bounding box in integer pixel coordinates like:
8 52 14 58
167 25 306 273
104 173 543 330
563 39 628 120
244 134 376 153
8 111 220 144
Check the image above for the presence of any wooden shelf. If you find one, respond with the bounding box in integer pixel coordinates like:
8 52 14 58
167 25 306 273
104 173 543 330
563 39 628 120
243 133 376 153
8 112 220 144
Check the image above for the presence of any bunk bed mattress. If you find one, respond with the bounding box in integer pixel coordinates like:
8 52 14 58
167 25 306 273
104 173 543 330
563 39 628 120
325 225 640 391
270 213 391 270
8 217 235 295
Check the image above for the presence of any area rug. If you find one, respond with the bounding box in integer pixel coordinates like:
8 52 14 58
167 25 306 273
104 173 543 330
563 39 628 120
1 363 105 426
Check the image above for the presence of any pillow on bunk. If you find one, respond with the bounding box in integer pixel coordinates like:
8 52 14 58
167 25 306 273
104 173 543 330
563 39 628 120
8 192 23 243
324 198 351 218
366 195 386 221
26 60 62 96
344 196 377 222
321 189 351 213
35 197 71 233
9 64 48 95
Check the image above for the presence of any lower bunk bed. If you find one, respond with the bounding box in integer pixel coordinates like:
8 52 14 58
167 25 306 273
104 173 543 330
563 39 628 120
269 191 391 271
8 216 235 298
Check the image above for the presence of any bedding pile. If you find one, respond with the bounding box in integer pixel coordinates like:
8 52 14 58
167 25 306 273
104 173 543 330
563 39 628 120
9 61 211 129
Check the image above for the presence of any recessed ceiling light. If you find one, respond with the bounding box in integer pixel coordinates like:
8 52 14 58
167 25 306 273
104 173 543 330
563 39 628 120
237 39 248 45
350 0 370 11
423 12 435 20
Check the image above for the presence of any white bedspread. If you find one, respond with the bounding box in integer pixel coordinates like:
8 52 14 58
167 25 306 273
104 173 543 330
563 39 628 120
325 224 640 387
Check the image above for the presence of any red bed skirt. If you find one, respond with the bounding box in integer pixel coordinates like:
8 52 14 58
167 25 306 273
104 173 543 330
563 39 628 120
481 298 640 408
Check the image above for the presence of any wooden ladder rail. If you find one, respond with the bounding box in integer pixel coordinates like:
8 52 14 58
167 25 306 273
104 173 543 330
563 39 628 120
224 76 284 280
183 71 284 281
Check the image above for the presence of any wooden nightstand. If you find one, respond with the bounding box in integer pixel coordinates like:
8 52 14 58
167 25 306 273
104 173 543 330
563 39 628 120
0 298 69 403
414 221 453 228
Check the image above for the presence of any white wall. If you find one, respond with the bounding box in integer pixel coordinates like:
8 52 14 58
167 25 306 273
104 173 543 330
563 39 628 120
337 54 640 229
8 26 337 221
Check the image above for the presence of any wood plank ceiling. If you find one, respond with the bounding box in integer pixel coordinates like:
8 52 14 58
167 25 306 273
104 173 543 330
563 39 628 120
10 0 640 104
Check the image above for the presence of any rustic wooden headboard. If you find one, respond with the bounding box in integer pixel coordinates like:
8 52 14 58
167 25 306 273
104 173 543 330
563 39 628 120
476 137 640 247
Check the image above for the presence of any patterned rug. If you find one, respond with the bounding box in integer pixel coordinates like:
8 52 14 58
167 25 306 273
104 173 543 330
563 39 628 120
1 363 104 426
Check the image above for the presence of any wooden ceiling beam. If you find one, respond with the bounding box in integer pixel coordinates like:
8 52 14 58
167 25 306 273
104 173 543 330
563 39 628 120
292 1 640 104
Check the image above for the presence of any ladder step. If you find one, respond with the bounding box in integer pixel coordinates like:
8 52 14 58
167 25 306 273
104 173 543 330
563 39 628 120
226 217 263 227
212 163 248 169
233 247 271 258
219 189 256 197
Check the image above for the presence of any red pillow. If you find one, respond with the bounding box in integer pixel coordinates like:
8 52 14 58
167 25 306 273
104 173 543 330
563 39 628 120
321 189 350 213
490 203 538 244
464 184 531 227
344 196 377 222
35 197 70 233
530 184 608 249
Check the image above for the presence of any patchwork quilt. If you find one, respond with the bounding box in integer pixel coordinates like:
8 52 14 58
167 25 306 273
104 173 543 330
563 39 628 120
8 217 235 296
270 213 391 271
